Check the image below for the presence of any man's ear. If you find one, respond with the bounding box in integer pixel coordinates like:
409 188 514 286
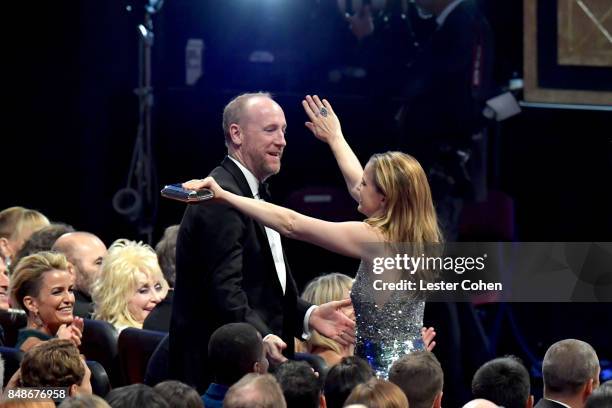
582 378 595 401
433 391 443 408
69 383 78 397
0 237 11 258
229 123 242 146
526 394 534 408
22 296 38 314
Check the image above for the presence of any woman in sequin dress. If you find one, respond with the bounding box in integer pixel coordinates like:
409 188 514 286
182 95 441 377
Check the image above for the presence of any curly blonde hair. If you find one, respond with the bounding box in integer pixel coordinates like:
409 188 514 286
91 239 168 329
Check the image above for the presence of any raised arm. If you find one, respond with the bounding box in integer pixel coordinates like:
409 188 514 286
302 95 364 202
183 178 381 260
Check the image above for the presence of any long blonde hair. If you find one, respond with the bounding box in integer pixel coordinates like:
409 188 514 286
92 239 168 330
301 273 353 354
365 152 442 244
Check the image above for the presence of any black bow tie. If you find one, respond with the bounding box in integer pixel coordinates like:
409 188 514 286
258 182 272 201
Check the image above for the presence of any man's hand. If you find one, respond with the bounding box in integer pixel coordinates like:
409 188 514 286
309 298 356 346
421 326 436 351
263 334 288 365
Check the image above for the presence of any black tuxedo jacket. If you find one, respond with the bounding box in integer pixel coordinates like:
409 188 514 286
534 398 569 408
169 157 310 392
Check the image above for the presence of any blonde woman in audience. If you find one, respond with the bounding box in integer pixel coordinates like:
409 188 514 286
298 273 355 366
9 252 84 352
0 206 50 268
91 239 168 332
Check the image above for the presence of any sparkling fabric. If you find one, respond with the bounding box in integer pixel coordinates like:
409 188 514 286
351 261 425 378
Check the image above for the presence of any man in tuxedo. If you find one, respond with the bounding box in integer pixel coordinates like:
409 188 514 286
535 339 600 408
170 92 355 392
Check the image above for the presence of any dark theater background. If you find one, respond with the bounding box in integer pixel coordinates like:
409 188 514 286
3 0 612 404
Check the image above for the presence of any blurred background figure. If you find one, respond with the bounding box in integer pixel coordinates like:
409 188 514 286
53 231 108 318
13 222 75 267
0 207 50 269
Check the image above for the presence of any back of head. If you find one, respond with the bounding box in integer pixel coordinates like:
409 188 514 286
58 394 111 408
366 152 442 244
105 384 170 408
585 383 612 408
389 351 444 408
345 378 409 408
155 225 180 287
471 356 530 408
13 223 75 266
301 273 353 354
208 322 265 385
324 356 374 408
10 251 69 312
2 400 57 408
20 339 85 389
224 373 287 408
274 361 321 408
462 399 500 408
543 339 599 397
92 239 168 328
154 380 203 408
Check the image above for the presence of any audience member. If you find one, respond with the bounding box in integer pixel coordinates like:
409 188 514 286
2 400 56 408
58 395 111 408
105 384 169 408
143 225 179 332
0 206 49 268
324 356 374 408
53 232 107 318
91 239 168 332
13 223 75 267
203 322 268 408
537 339 600 408
584 382 612 408
471 355 533 408
463 399 500 408
9 252 83 351
389 350 443 408
223 373 287 408
345 378 409 408
20 339 92 397
154 380 204 408
299 273 354 366
1 255 9 310
274 360 324 408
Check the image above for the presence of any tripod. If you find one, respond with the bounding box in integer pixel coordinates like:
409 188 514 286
112 1 163 244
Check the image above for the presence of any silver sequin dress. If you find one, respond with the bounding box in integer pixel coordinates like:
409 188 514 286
350 261 425 378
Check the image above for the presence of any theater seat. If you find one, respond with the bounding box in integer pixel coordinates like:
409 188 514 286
0 309 28 347
144 333 170 386
118 328 166 385
87 360 111 397
81 319 120 386
0 346 24 387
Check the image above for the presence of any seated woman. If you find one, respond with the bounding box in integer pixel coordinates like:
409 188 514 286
298 273 355 366
0 206 50 269
9 251 84 352
91 239 168 333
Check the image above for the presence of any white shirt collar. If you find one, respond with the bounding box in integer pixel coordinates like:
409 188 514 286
545 398 572 408
436 0 466 26
228 155 260 198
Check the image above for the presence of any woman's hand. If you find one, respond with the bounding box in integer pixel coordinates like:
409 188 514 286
182 176 225 200
57 316 84 347
302 95 343 145
421 326 436 351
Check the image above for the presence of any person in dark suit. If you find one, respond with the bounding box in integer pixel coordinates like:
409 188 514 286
170 92 355 392
535 339 600 408
535 339 601 408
